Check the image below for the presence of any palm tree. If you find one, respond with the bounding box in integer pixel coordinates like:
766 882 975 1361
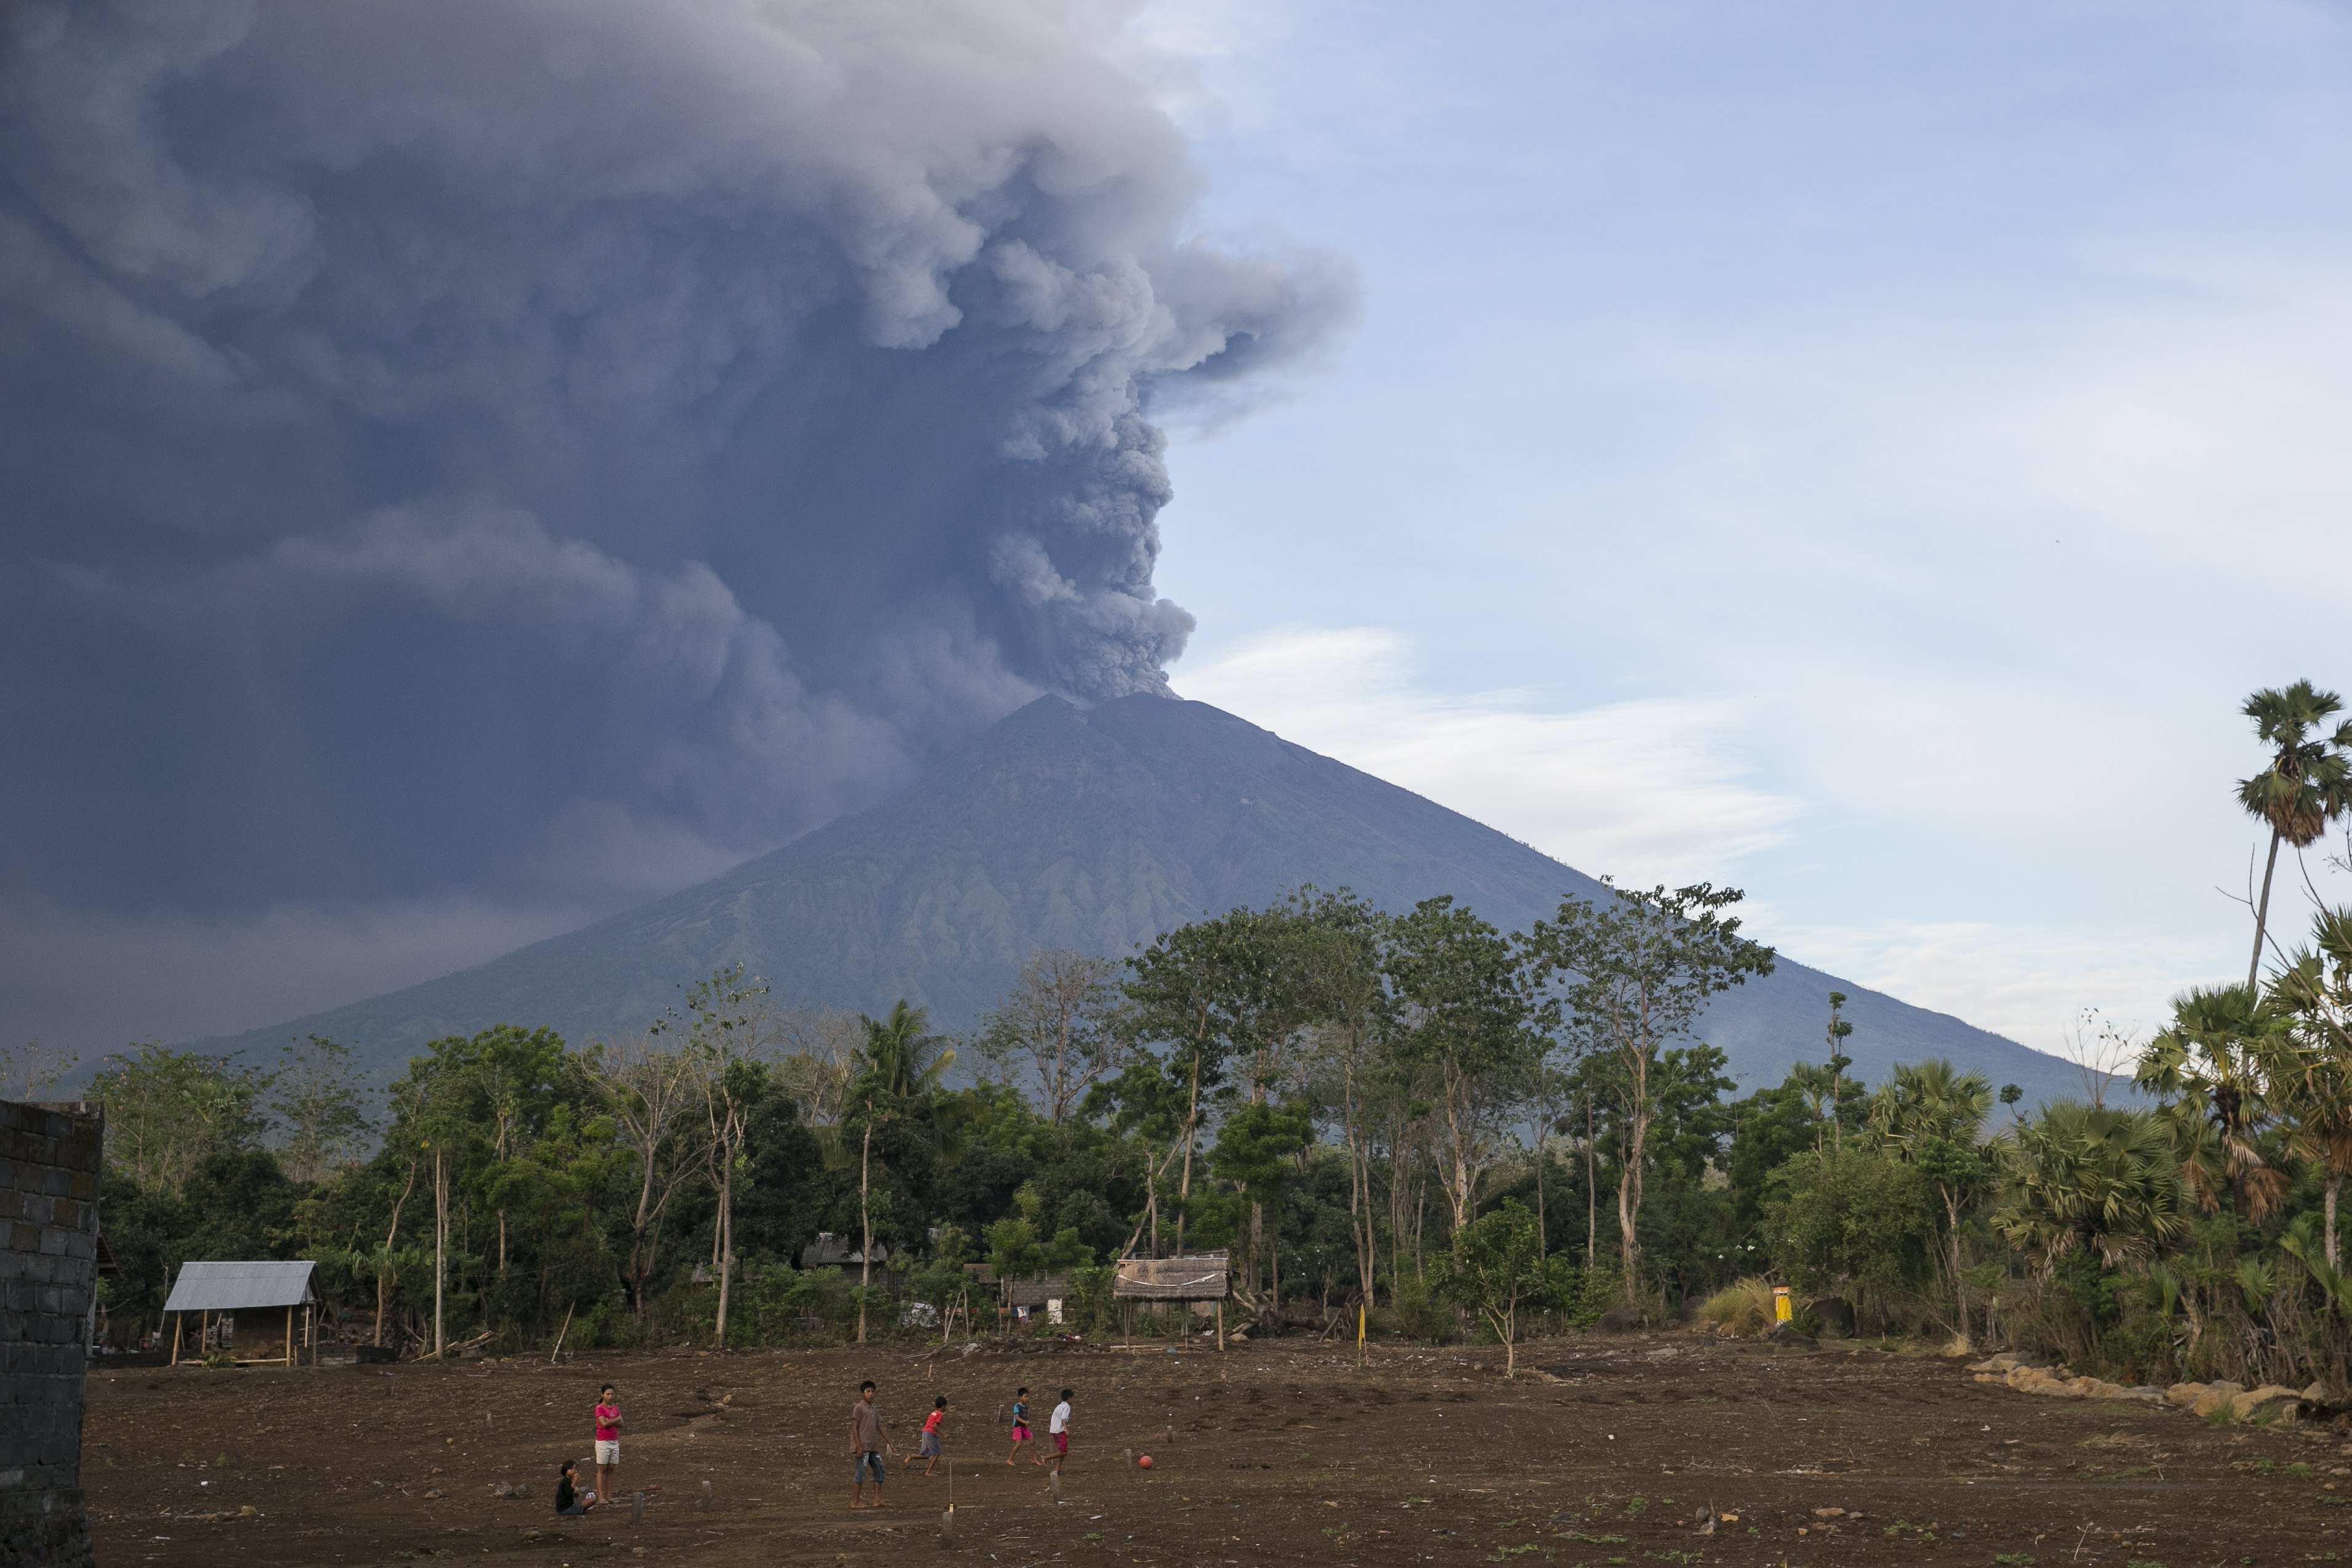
2272 907 2352 1265
1994 1101 2188 1271
2237 681 2352 988
857 1000 955 1099
2137 983 2298 1222
1869 1059 1994 1338
848 1001 952 1341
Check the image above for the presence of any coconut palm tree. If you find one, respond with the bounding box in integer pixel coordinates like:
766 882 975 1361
1869 1059 1994 1338
2237 681 2352 988
2137 983 2298 1222
857 999 955 1099
1994 1101 2188 1271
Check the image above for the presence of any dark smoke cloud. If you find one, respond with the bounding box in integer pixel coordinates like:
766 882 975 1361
0 0 1351 1048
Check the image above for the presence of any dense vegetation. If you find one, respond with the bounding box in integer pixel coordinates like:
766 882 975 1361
33 681 2352 1389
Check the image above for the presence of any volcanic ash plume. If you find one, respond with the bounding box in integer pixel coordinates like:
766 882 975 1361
0 0 1352 1042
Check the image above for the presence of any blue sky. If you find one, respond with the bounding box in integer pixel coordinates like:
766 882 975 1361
1143 0 2352 1056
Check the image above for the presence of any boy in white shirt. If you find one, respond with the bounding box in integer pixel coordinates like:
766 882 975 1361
1046 1388 1073 1474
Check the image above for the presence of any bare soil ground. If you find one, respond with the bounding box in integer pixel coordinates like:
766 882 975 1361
85 1329 2348 1567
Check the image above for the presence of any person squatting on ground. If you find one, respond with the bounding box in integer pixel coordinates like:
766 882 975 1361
593 1384 621 1503
850 1380 897 1509
1008 1386 1039 1467
554 1460 597 1517
1047 1388 1073 1473
908 1396 947 1476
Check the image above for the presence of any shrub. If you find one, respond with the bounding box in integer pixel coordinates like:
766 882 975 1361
1391 1279 1458 1343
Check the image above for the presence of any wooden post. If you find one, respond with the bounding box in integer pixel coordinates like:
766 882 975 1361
701 1480 711 1511
1214 1298 1224 1352
201 1310 211 1356
286 1304 295 1368
631 1491 645 1525
169 1312 181 1367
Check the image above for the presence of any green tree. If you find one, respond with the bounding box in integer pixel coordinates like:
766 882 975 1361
270 1035 376 1183
1209 1099 1314 1310
1868 1059 1994 1338
1123 911 1269 1253
1529 883 1776 1300
1821 991 1856 1154
1441 1198 1559 1375
1995 1101 2188 1272
1385 896 1542 1234
88 1045 273 1190
1760 1145 1939 1327
2237 680 2352 988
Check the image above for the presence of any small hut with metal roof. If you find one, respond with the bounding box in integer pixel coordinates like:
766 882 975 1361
160 1261 320 1367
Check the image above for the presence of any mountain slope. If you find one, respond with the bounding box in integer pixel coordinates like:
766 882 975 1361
193 694 2094 1105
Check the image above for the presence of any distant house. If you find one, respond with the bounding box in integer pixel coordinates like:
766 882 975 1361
799 1232 891 1270
1003 1275 1075 1325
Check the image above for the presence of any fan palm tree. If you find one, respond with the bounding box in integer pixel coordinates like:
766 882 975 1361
2272 907 2352 1264
1994 1101 2188 1272
2238 681 2352 988
2139 982 2301 1222
1869 1059 1994 1336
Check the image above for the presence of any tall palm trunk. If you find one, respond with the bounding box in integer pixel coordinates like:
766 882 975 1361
2249 828 2284 990
857 1116 873 1345
432 1145 448 1359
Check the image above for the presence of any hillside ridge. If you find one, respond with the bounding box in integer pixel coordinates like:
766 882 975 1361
188 693 2093 1105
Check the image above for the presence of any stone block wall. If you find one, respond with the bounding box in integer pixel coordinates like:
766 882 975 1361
0 1099 101 1568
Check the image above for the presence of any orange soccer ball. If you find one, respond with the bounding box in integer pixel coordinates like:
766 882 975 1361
1136 1455 1154 1469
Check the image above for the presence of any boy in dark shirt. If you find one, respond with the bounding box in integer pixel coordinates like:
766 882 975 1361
554 1460 597 1517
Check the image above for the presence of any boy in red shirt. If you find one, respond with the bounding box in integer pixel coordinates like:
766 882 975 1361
593 1384 622 1504
907 1396 947 1476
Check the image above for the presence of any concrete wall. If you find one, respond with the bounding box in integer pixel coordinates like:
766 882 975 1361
0 1099 100 1568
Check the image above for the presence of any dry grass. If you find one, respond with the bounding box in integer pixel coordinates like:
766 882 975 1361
1697 1277 1780 1337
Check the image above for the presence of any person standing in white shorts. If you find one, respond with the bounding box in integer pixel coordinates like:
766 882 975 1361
593 1383 622 1503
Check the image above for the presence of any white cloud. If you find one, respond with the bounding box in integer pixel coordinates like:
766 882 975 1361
1759 917 2226 1067
1174 625 1800 886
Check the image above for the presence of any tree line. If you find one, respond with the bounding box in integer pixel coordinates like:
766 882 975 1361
47 677 2352 1391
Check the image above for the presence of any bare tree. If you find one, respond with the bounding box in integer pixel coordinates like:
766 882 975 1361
676 966 770 1349
584 1031 708 1320
769 1008 866 1127
0 1039 75 1101
974 950 1126 1123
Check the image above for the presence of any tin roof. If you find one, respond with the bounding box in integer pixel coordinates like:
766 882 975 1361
1113 1253 1229 1300
1003 1275 1074 1307
799 1232 890 1268
162 1260 318 1312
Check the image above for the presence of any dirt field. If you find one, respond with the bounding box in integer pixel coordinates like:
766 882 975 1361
84 1330 2347 1567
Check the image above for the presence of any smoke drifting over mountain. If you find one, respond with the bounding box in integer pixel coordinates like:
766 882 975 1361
0 0 1349 1046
